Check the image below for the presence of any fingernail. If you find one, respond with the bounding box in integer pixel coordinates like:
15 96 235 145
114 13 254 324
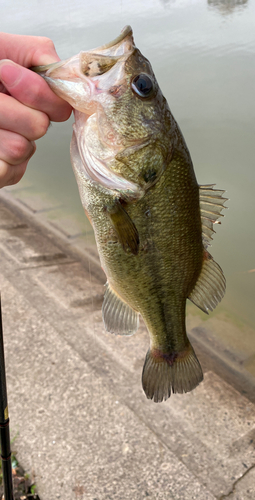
0 63 22 87
29 141 37 158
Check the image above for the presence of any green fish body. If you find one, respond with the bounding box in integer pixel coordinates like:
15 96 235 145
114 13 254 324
33 26 226 402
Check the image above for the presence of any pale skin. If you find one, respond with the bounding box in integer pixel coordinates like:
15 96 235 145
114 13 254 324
0 33 72 188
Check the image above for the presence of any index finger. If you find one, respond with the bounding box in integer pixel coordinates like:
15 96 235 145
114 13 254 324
0 32 62 67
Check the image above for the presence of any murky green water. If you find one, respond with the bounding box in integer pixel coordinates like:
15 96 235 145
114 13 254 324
2 0 255 335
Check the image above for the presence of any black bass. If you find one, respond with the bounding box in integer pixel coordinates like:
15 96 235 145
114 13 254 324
33 26 227 402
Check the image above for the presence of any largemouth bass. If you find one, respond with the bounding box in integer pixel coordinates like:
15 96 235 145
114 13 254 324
33 26 227 402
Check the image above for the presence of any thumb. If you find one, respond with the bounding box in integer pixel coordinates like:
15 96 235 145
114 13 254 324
0 60 71 122
0 60 23 90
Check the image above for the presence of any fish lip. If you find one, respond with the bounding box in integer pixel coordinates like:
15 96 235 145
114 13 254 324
31 59 67 75
93 25 133 52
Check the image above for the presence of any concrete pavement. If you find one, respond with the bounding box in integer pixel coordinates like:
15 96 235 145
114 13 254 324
0 189 255 500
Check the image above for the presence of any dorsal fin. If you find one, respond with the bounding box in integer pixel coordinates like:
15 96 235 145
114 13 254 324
188 250 226 314
199 184 228 248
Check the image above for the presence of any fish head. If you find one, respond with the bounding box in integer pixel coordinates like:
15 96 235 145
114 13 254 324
32 26 168 143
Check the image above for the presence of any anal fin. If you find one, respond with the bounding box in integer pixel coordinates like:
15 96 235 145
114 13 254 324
102 283 139 335
188 250 226 313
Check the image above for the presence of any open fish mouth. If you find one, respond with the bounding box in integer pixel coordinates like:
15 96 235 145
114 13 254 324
32 25 134 73
31 26 135 111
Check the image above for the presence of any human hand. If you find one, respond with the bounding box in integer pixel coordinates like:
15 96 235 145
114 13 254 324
0 33 72 188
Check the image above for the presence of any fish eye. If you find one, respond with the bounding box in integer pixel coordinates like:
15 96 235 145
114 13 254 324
131 74 154 98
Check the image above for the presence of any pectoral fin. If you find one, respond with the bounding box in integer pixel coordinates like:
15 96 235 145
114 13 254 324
106 199 139 255
102 283 139 335
188 250 226 313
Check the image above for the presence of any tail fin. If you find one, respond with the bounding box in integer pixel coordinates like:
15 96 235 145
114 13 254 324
142 342 203 403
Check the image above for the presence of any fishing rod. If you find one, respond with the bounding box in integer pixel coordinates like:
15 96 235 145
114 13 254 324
0 296 14 500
